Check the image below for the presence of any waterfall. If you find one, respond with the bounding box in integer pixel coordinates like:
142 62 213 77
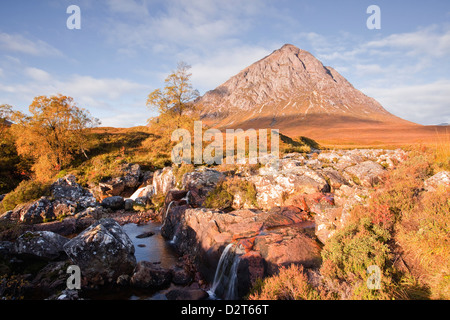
208 243 241 300
181 191 191 205
161 201 174 229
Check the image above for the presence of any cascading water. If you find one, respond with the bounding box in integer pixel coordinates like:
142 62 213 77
208 243 241 300
161 201 174 229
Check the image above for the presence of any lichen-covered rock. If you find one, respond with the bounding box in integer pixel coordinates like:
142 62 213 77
14 231 69 260
51 175 97 209
63 218 136 285
14 197 55 224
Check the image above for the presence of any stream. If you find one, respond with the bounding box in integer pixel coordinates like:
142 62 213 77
80 221 183 300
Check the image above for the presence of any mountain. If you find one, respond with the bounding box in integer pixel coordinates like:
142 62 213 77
195 44 423 146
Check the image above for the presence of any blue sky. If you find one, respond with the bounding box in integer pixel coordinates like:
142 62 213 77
0 0 449 127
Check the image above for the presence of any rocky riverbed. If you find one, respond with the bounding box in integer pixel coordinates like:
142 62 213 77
1 148 449 300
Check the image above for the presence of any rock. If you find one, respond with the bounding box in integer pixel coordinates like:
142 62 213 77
250 165 330 210
31 261 69 295
63 218 136 285
165 288 208 300
182 168 225 191
180 168 225 207
122 163 142 189
116 274 130 286
130 261 172 289
136 231 155 239
0 241 14 257
101 196 125 210
263 206 308 228
0 210 14 221
253 227 322 275
321 167 350 191
14 231 69 260
153 167 176 196
124 199 134 211
0 194 5 202
129 185 153 201
31 218 77 236
171 266 193 285
14 197 55 224
51 175 97 209
98 177 125 198
424 171 450 192
344 160 385 187
52 200 77 219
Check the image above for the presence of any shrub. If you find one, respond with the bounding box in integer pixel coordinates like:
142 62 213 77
248 264 323 300
395 186 450 299
0 179 51 213
320 218 395 299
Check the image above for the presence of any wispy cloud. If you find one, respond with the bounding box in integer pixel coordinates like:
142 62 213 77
0 32 63 57
363 80 450 125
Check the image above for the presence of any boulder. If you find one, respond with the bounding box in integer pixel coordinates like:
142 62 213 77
98 177 125 198
129 185 153 201
63 218 136 285
253 227 322 275
250 165 330 210
51 175 97 209
101 196 125 210
14 197 55 224
14 231 69 260
153 167 176 196
424 171 450 192
344 160 385 187
130 261 172 289
122 163 142 189
181 168 225 206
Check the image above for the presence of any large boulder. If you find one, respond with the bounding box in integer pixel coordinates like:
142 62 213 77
63 218 136 285
51 174 97 209
181 168 225 204
14 231 69 260
14 197 55 224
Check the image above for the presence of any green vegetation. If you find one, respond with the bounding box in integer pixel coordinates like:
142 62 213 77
0 180 51 213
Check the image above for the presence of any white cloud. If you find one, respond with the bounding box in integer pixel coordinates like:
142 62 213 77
25 67 52 82
0 32 62 57
365 26 450 58
363 80 450 125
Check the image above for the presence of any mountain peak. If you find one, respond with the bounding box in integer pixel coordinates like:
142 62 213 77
196 44 412 135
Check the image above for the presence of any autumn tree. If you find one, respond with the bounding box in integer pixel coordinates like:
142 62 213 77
0 104 25 193
144 62 201 164
12 95 100 180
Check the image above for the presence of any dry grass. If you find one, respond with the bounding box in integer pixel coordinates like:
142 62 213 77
248 264 325 300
